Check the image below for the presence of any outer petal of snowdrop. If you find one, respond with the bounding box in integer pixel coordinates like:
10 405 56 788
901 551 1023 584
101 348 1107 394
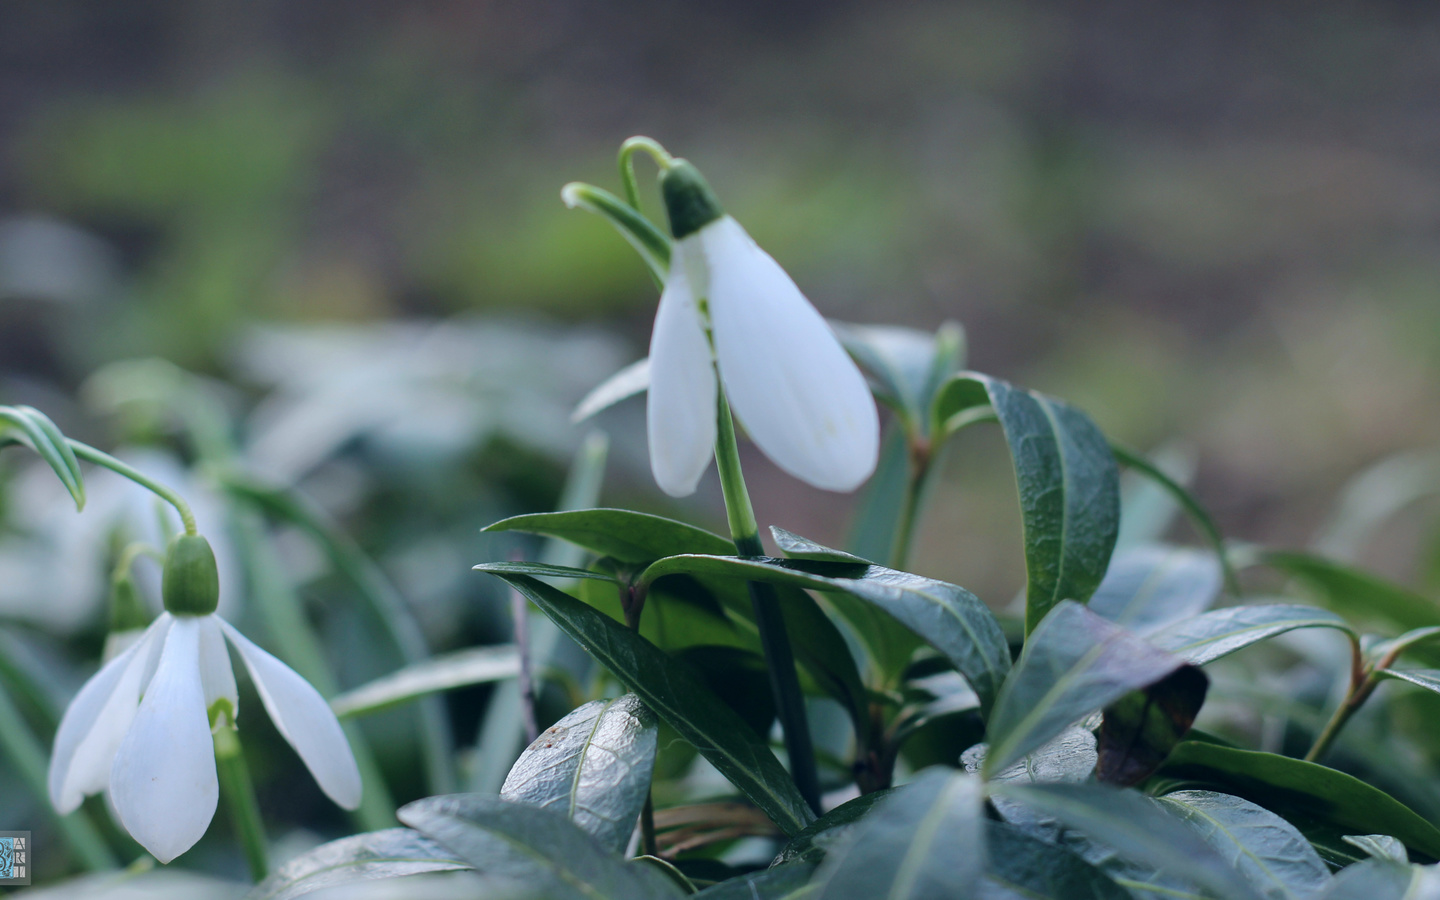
646 251 718 497
48 614 170 813
698 217 880 491
221 621 361 810
110 617 219 863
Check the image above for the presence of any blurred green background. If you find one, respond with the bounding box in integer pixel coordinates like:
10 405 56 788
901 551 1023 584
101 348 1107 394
2 0 1439 675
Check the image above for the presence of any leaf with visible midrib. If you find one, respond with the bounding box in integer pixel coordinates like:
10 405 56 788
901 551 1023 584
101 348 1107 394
486 573 815 836
501 694 658 856
484 509 733 564
1147 604 1355 667
247 828 470 900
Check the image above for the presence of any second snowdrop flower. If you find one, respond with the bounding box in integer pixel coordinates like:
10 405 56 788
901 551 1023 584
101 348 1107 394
647 160 880 498
48 534 361 864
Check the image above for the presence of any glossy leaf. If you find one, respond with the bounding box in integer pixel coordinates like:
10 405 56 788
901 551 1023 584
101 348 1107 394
933 374 1120 633
472 561 621 583
1087 545 1222 634
1155 790 1330 900
1154 741 1440 859
694 865 816 899
248 827 470 900
399 794 682 900
1376 667 1440 698
1096 666 1208 787
1317 859 1434 900
774 790 896 866
0 405 86 510
984 820 1130 900
500 694 658 856
1148 604 1355 667
573 357 652 422
963 727 1097 841
639 550 1009 717
485 508 733 565
809 769 986 900
1342 834 1408 864
983 601 1185 777
991 782 1266 900
331 645 520 718
485 573 815 835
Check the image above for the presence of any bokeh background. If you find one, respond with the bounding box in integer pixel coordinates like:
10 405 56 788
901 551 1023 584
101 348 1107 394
2 0 1440 885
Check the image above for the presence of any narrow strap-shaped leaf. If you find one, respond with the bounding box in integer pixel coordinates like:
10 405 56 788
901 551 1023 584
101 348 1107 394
1155 741 1440 860
933 374 1120 633
473 561 621 583
485 508 734 564
984 601 1185 777
1258 550 1440 633
774 789 896 866
0 404 86 510
399 795 683 900
1148 604 1355 666
1376 667 1440 696
246 828 470 900
331 645 520 718
561 181 672 284
639 551 1009 718
501 694 658 856
573 358 652 422
487 573 815 835
809 769 986 900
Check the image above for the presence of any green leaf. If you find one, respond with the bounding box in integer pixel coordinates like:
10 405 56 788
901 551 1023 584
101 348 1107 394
247 828 470 900
1096 666 1208 787
775 790 896 866
500 694 658 856
983 601 1185 778
834 321 965 435
1147 604 1356 666
933 375 1120 633
1088 545 1222 634
678 646 776 737
573 358 652 423
809 769 986 900
1376 668 1440 698
639 549 1009 717
399 795 682 900
847 425 917 566
990 782 1267 900
693 865 816 899
0 405 86 511
1259 551 1440 633
1342 834 1408 864
561 181 672 283
1317 859 1431 900
485 508 733 564
1154 741 1440 860
985 820 1131 900
963 727 1097 841
472 561 622 583
1155 790 1330 900
331 645 520 718
485 573 815 836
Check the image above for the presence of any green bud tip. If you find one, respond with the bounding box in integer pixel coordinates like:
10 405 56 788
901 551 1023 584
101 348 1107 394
162 533 220 616
660 160 724 240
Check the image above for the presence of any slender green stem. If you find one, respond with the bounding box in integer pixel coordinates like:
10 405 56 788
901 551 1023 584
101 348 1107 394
1110 442 1241 595
887 438 937 570
713 393 822 814
68 441 197 535
618 136 675 211
1305 636 1397 763
640 793 658 858
214 726 268 882
0 678 116 871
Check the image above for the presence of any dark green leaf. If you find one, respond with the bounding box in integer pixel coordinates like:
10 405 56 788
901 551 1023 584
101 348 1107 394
775 790 896 866
984 601 1185 777
1088 545 1222 634
0 405 86 511
1260 551 1440 633
694 865 816 899
1155 790 1330 900
678 646 776 737
983 820 1130 900
400 795 682 900
639 551 1009 717
634 856 699 894
331 645 520 718
485 508 733 565
809 769 986 900
485 574 815 836
1096 666 1208 787
500 694 658 856
1148 604 1355 666
247 828 470 900
990 782 1266 900
933 374 1120 633
473 561 621 583
1154 741 1440 860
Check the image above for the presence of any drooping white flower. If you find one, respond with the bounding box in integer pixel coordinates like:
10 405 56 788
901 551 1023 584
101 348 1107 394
48 536 360 864
647 160 880 497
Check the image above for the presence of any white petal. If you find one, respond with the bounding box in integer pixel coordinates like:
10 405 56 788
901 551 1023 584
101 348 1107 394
220 620 361 810
49 614 171 813
111 616 218 863
197 615 238 728
701 217 880 491
646 250 718 497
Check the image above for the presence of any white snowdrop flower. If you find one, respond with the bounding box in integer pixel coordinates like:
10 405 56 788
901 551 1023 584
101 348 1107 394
48 534 360 864
647 160 880 497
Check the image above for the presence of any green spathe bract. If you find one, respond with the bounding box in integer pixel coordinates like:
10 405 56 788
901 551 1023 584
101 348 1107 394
162 534 220 615
660 159 724 240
